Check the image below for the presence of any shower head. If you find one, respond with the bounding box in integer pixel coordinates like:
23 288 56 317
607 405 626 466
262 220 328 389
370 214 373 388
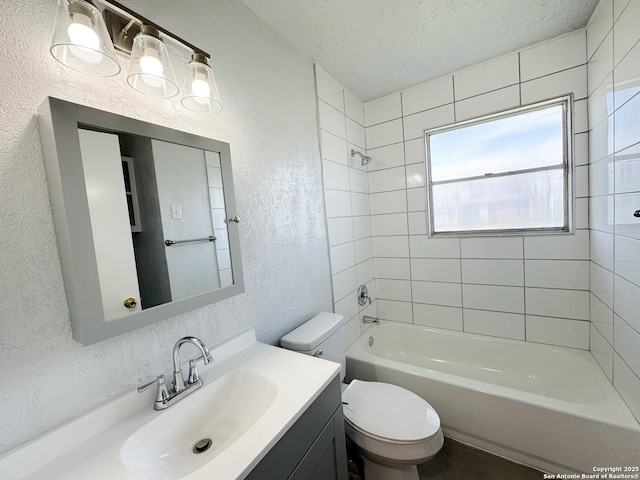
351 149 371 166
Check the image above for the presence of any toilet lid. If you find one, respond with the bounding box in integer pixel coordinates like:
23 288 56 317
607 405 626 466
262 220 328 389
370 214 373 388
342 380 440 442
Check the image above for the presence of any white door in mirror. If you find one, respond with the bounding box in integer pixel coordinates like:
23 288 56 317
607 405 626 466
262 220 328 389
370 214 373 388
78 129 141 319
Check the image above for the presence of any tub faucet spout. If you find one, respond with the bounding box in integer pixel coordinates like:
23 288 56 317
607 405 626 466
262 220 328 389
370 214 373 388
363 315 380 325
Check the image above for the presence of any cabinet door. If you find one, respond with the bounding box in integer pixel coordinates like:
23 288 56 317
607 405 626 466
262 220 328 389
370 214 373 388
78 129 141 320
294 409 348 480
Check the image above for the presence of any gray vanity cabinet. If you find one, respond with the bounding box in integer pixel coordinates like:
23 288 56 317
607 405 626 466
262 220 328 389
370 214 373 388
245 376 348 480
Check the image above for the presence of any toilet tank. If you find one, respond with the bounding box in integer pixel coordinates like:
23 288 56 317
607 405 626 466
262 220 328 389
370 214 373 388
280 312 345 382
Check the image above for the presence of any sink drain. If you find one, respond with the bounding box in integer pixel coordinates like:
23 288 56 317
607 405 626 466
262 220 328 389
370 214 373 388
193 438 213 454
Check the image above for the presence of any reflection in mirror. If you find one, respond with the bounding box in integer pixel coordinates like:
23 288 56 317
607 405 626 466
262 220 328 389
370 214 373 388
77 128 233 319
38 97 243 345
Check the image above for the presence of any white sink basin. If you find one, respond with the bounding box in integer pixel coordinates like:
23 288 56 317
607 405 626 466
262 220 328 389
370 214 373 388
120 370 277 480
0 330 340 480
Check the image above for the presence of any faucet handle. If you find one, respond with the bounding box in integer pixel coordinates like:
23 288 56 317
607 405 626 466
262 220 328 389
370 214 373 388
187 353 215 385
138 375 169 405
188 360 201 385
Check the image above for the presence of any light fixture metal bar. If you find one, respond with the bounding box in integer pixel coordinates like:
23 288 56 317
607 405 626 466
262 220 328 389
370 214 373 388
95 0 210 58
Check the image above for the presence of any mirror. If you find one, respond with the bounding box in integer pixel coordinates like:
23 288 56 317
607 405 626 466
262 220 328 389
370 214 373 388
38 97 244 345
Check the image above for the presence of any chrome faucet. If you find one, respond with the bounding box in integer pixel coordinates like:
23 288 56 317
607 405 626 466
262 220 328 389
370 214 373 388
138 336 214 410
362 315 380 325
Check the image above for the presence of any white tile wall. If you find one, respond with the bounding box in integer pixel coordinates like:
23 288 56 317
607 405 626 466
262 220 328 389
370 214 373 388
371 213 408 236
411 258 462 283
320 130 348 164
374 257 411 280
377 299 413 323
344 89 365 125
525 260 590 290
524 230 589 260
520 31 587 81
327 217 353 246
330 242 356 274
454 54 520 100
376 279 412 302
461 237 523 259
525 288 590 320
456 85 520 121
365 119 404 149
590 323 614 380
370 190 407 215
462 284 525 314
324 189 352 218
364 94 402 126
407 188 426 211
351 192 370 216
587 0 640 421
318 100 346 138
526 315 590 349
412 280 462 307
587 31 613 96
462 259 524 286
587 0 613 60
315 65 376 349
401 77 454 116
404 138 426 165
575 133 589 166
464 309 525 340
359 32 592 351
368 166 406 193
521 66 588 104
346 118 366 149
316 67 345 112
373 236 409 257
414 303 463 331
410 236 460 258
613 0 640 66
403 105 455 140
366 143 405 171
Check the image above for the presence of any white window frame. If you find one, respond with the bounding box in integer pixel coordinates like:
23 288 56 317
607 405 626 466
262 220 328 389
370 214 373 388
425 95 573 237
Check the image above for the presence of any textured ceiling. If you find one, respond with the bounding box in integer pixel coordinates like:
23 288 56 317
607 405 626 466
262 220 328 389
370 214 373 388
240 0 599 101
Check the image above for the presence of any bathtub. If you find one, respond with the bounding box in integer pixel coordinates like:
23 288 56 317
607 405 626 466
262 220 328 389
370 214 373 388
346 322 640 474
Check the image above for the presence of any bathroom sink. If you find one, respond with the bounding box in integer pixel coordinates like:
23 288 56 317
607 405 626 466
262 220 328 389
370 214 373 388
0 330 341 480
120 370 277 480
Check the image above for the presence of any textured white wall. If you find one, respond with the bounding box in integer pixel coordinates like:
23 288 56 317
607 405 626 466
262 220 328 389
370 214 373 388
0 0 332 453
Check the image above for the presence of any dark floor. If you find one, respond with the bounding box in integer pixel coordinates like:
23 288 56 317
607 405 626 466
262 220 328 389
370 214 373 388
417 437 544 480
347 436 544 480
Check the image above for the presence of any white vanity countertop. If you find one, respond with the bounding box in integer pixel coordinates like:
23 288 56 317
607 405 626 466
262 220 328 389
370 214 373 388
1 330 341 480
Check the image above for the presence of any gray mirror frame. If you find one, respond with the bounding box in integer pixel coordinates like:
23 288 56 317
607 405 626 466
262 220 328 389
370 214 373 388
38 97 244 345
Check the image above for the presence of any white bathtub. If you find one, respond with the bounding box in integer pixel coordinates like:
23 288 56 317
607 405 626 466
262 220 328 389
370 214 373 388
346 322 640 474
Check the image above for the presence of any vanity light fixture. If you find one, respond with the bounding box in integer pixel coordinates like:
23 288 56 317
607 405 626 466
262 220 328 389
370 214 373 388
127 25 179 98
49 0 120 76
49 0 222 112
181 54 223 114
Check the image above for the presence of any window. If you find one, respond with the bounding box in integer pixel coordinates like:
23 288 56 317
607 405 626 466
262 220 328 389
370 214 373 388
425 96 572 236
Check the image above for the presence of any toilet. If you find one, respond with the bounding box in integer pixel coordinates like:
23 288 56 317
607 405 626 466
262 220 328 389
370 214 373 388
281 312 444 480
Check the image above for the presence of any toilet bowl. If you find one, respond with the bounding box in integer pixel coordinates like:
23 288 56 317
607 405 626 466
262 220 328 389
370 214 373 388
281 313 443 480
342 380 443 480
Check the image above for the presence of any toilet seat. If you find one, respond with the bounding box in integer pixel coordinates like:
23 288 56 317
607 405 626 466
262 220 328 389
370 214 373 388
342 380 441 443
342 380 443 464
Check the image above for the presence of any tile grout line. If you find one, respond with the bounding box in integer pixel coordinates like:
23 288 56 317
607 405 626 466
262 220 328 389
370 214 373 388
398 94 415 325
523 237 527 341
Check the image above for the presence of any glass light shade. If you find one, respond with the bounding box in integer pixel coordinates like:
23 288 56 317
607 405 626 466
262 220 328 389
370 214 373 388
127 29 179 98
181 55 222 114
49 0 121 76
